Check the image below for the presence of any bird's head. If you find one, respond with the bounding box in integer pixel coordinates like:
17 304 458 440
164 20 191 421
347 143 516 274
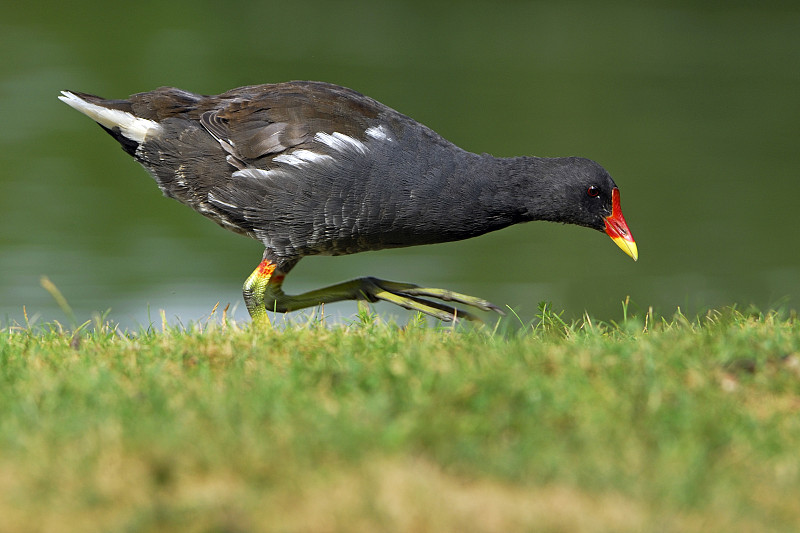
535 157 638 261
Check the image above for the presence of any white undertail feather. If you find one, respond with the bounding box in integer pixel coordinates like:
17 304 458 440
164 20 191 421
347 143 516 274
58 91 161 144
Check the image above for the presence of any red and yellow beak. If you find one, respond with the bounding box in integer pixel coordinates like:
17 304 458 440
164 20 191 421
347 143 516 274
604 188 638 261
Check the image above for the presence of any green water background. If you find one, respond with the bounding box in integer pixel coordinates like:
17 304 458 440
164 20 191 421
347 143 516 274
2 1 798 326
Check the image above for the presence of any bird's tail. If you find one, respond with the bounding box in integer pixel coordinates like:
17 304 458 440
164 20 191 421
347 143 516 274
58 91 162 155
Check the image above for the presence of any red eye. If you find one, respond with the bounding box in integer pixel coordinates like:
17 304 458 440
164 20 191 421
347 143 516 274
587 186 600 197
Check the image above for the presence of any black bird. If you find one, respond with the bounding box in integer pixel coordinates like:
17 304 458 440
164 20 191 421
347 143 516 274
59 81 637 322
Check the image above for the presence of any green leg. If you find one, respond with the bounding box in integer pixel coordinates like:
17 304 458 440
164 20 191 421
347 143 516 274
243 258 504 323
242 259 278 325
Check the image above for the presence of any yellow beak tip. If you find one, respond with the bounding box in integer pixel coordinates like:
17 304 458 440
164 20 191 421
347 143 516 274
612 237 638 262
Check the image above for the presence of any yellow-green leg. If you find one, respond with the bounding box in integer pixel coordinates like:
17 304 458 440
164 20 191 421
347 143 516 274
242 259 279 325
243 258 504 323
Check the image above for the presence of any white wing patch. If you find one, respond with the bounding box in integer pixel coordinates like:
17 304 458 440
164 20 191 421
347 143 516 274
221 127 389 192
273 149 334 168
58 90 161 144
365 125 393 142
232 168 274 180
314 131 368 155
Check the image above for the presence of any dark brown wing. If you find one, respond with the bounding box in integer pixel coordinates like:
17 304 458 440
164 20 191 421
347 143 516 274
196 82 383 167
91 81 431 257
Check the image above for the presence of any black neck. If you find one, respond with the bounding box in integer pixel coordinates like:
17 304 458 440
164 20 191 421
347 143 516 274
450 154 575 228
374 152 575 247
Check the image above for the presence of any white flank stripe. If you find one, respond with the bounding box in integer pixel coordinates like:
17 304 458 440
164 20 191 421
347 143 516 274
58 90 161 144
273 149 333 167
314 131 367 155
233 168 274 180
365 125 392 142
207 192 238 210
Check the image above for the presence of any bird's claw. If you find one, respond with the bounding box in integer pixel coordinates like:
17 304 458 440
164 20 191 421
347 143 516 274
364 278 504 322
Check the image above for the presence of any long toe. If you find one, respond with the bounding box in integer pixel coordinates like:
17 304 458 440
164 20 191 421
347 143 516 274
373 280 505 315
361 278 496 322
373 289 480 322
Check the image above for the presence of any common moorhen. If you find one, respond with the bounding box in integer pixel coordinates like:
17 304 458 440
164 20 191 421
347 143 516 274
59 81 637 322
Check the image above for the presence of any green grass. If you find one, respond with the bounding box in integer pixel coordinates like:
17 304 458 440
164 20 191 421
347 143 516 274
2 305 799 532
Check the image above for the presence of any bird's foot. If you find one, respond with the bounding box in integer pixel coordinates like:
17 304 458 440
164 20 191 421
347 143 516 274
363 278 504 322
242 258 504 324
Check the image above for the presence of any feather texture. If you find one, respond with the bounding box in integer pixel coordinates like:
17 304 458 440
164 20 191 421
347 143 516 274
60 81 622 260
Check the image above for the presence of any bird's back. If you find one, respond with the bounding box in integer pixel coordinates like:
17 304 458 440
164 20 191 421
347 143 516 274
63 81 500 259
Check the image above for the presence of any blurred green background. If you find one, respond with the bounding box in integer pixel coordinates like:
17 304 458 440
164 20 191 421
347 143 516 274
2 0 798 327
